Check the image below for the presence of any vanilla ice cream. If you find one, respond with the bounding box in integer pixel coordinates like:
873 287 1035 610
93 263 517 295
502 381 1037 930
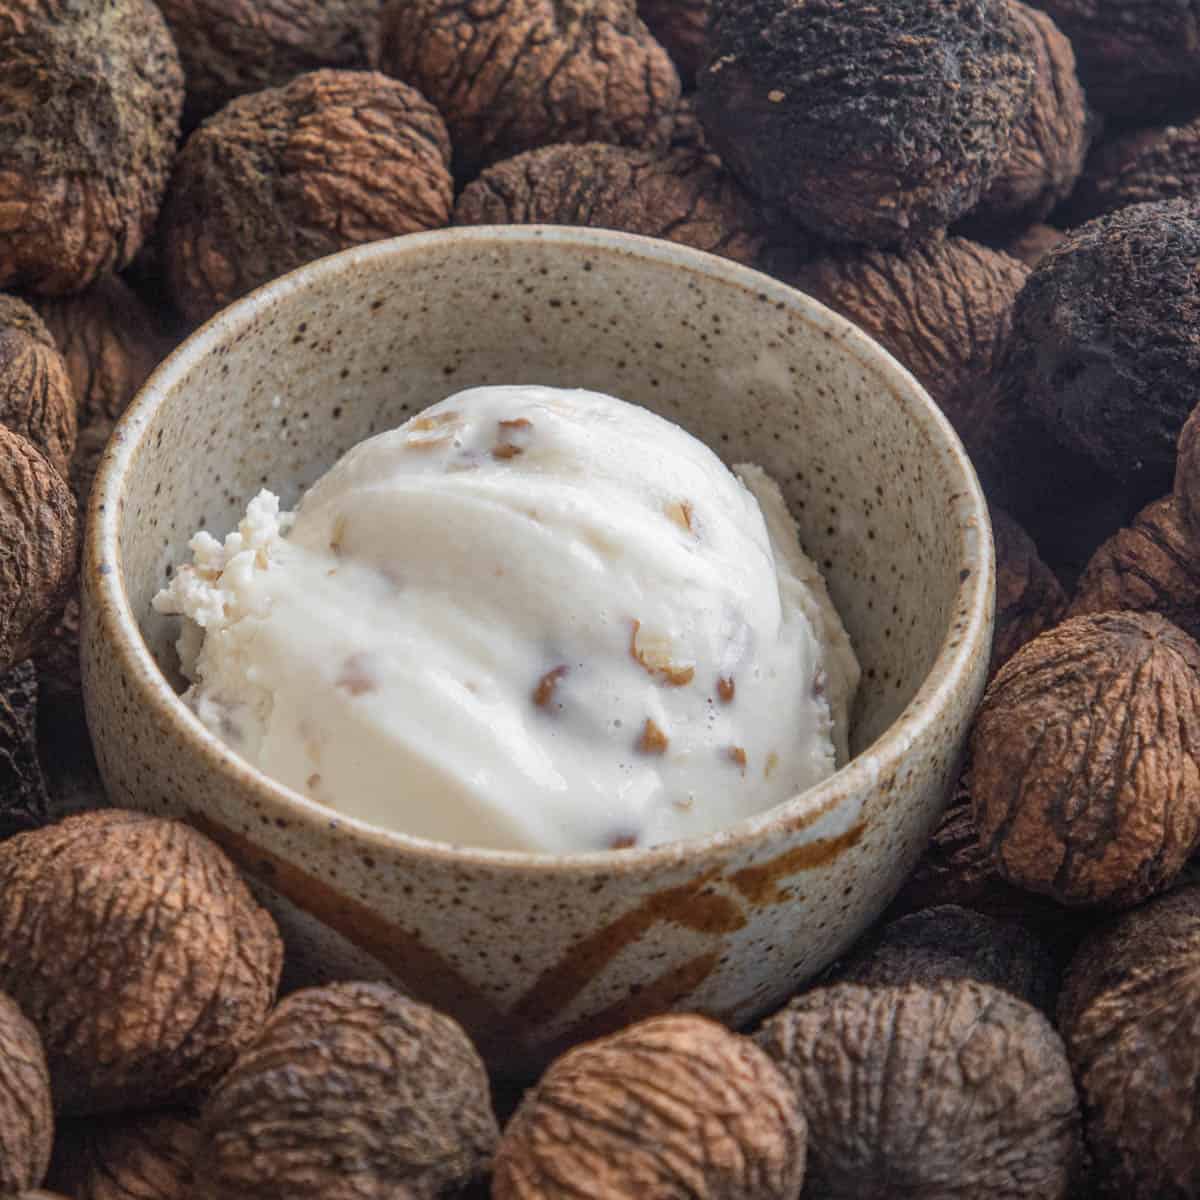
153 385 860 854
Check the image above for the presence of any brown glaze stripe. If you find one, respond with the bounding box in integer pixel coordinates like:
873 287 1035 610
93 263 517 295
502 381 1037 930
730 821 867 905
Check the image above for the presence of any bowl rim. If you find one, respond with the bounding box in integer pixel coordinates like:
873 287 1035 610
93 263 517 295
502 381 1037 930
85 225 994 874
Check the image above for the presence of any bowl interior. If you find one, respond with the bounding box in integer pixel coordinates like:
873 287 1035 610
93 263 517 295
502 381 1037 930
113 228 978 778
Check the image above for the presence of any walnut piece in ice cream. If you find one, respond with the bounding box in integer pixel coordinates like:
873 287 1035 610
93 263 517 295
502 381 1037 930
153 386 859 854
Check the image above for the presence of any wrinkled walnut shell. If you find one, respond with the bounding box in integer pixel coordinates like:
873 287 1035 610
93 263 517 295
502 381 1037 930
0 991 52 1195
834 904 1057 1013
455 143 767 266
193 981 497 1200
1175 398 1200 542
0 428 78 672
1058 884 1200 1199
47 1112 200 1200
1000 198 1200 492
996 222 1065 268
638 0 708 85
697 0 1033 246
991 506 1067 678
0 297 75 480
495 1014 805 1200
0 661 48 841
971 611 1200 907
156 0 383 129
163 69 453 323
0 0 183 294
788 238 1027 465
1068 495 1200 644
964 3 1089 233
0 810 283 1115
380 0 680 177
756 981 1080 1199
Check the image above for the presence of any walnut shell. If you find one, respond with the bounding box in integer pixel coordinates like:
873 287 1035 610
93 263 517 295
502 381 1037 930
0 428 78 673
834 904 1058 1013
1058 884 1200 1199
47 1112 200 1200
0 810 283 1115
696 0 1033 246
999 198 1200 492
155 0 383 129
380 0 680 177
1178 404 1200 541
964 3 1089 233
0 297 75 480
756 980 1080 1199
991 506 1067 678
0 0 183 295
996 222 1065 267
193 981 497 1199
455 143 767 267
0 661 48 842
494 1013 805 1200
163 69 453 324
971 611 1200 908
0 992 52 1194
1067 496 1200 644
638 0 707 86
786 237 1028 465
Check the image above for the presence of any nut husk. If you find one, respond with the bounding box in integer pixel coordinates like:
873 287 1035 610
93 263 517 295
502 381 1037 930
0 810 283 1115
0 662 48 842
495 1014 806 1200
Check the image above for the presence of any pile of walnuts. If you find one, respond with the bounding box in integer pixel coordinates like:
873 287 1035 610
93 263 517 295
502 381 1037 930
4 0 1200 1194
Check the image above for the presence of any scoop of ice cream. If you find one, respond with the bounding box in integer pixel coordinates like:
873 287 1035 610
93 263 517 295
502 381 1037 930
153 385 859 854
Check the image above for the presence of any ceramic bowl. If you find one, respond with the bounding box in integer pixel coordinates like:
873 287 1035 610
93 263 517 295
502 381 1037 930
82 226 993 1075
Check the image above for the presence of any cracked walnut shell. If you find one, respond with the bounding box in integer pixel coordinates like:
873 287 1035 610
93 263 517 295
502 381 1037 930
454 143 767 266
0 810 283 1116
0 0 183 295
192 981 498 1200
756 981 1080 1199
155 0 383 129
163 69 453 324
380 0 680 177
494 1013 806 1200
971 611 1200 908
1058 884 1200 1199
0 992 52 1195
697 0 1033 246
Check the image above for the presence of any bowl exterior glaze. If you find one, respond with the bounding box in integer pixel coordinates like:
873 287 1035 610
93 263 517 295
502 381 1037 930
82 227 993 1074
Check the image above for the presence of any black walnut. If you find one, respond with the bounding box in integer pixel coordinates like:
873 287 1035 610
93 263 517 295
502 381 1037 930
0 810 283 1116
696 0 1033 246
1058 883 1200 1199
0 662 48 841
991 506 1067 678
0 0 184 294
971 611 1200 907
996 222 1065 267
155 0 383 129
192 981 498 1200
0 991 52 1195
638 0 707 86
455 143 767 267
1178 403 1200 542
756 980 1080 1199
380 0 680 177
494 1013 806 1200
163 69 453 324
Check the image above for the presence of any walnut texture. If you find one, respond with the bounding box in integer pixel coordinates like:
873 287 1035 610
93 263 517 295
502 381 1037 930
155 0 383 128
380 0 680 177
696 0 1033 246
47 1112 200 1200
494 1014 806 1200
0 810 283 1115
163 70 453 323
0 662 48 841
0 0 183 294
756 981 1080 1199
0 428 77 673
997 222 1065 267
638 0 707 85
0 992 52 1195
455 143 767 266
0 297 75 480
991 506 1067 678
971 611 1200 907
1177 404 1200 541
192 981 498 1200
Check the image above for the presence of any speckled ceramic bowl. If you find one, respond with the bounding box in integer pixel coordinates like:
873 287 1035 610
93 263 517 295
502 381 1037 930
83 226 993 1075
